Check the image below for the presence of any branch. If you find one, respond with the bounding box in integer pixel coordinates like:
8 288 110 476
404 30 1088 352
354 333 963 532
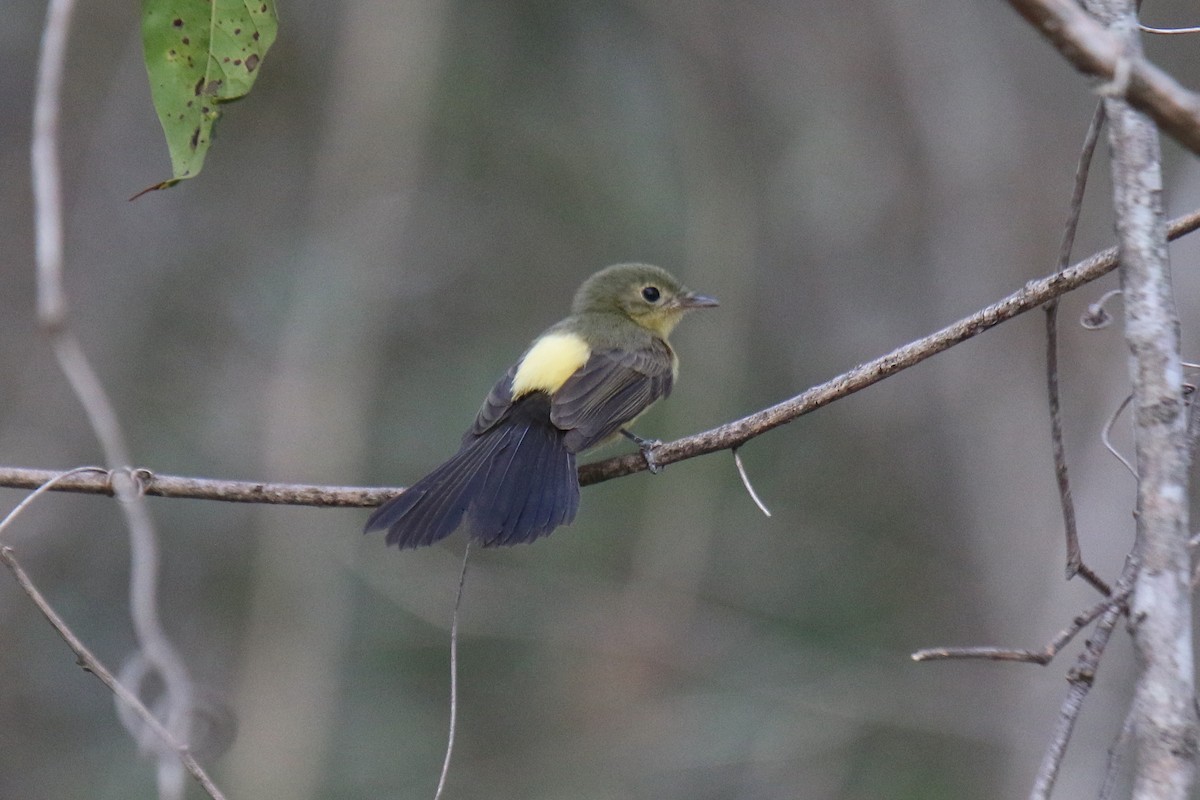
911 591 1125 666
579 206 1200 484
1 547 227 800
1007 0 1200 157
1029 559 1138 800
1045 102 1105 587
4 206 1200 507
1093 1 1199 796
0 465 396 507
0 470 224 799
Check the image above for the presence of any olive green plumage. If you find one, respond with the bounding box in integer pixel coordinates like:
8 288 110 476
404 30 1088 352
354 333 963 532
365 263 717 548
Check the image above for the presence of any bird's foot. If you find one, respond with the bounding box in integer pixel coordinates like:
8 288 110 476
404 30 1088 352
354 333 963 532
621 429 663 474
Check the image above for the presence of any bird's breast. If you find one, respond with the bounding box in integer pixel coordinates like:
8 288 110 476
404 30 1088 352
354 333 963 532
511 331 591 398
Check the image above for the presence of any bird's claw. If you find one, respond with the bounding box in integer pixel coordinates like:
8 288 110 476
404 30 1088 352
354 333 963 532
621 429 663 474
641 442 663 474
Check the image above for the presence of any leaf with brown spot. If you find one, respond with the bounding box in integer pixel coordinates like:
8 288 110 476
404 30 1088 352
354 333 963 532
139 0 278 194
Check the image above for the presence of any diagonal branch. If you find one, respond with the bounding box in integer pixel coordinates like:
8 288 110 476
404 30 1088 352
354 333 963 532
1029 558 1140 800
580 206 1200 484
1 547 226 800
4 206 1200 507
1007 0 1200 157
0 470 224 800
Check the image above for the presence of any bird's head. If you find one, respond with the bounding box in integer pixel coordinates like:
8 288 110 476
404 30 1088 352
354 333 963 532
572 263 718 338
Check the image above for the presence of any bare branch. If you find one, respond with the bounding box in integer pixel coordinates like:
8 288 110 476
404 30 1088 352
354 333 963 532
579 206 1200 484
1006 0 1200 156
732 447 772 517
911 646 1057 665
1103 393 1139 477
0 467 106 539
0 465 397 506
1093 0 1200 794
1028 561 1135 800
912 592 1123 666
1045 102 1104 581
1 547 225 800
1139 24 1200 35
915 562 1137 800
4 206 1200 510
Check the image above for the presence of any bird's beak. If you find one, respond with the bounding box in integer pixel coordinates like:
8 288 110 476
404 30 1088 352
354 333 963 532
678 291 719 309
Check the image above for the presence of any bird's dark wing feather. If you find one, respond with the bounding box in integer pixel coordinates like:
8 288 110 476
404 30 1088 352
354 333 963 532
364 429 509 548
551 343 674 453
468 366 518 439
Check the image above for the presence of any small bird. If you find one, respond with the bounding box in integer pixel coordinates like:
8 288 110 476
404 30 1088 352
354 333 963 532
365 263 718 548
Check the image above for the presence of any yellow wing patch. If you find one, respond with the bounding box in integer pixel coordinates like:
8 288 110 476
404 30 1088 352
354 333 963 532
511 332 591 398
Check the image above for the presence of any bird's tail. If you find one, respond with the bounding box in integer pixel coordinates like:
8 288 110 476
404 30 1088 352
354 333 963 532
365 417 580 549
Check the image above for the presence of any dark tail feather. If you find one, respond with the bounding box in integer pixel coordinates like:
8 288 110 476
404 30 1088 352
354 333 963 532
365 418 580 549
469 420 579 546
364 432 506 548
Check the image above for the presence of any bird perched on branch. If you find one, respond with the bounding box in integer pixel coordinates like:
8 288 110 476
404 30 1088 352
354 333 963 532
365 263 718 549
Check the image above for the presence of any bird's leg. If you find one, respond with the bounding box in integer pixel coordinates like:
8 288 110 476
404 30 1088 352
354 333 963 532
621 429 663 474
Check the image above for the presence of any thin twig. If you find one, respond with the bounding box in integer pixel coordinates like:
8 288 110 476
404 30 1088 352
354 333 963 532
1139 24 1200 35
5 206 1200 509
912 592 1123 665
1075 563 1113 597
1099 707 1137 800
1080 288 1123 329
1028 558 1139 800
434 541 472 800
1054 103 1105 273
911 646 1059 665
0 549 225 800
1045 101 1104 582
732 447 771 517
1102 394 1138 478
0 466 106 541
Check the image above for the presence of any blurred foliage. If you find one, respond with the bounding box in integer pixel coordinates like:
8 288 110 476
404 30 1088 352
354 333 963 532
3 1 1200 799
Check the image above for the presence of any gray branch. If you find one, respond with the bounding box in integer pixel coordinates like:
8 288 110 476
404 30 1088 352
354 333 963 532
1008 0 1200 157
1088 1 1199 797
4 205 1200 508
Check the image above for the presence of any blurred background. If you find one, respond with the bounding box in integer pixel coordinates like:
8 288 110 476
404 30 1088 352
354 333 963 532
3 1 1200 798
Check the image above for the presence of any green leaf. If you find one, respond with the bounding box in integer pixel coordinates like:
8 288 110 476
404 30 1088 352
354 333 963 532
140 0 278 192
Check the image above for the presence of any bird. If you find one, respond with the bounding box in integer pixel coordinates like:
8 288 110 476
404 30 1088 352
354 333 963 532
364 263 718 548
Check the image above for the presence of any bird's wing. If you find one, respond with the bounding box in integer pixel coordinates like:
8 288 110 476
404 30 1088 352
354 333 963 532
549 343 674 453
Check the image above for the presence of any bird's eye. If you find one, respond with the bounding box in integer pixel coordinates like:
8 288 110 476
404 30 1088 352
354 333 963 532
641 286 661 303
